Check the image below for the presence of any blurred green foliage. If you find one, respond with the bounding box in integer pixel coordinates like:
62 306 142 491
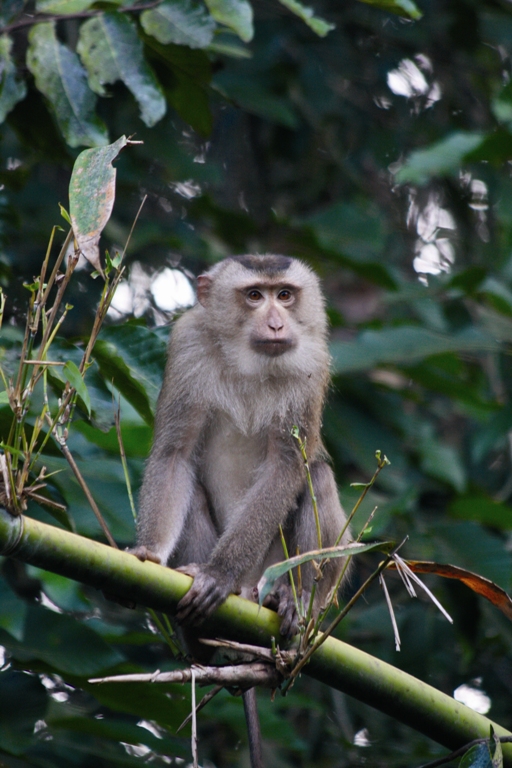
2 0 512 765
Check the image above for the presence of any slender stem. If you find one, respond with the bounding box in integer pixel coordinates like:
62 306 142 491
279 525 300 618
292 427 322 549
283 552 395 691
148 609 182 657
121 194 147 261
59 442 117 548
335 452 389 546
2 0 161 34
0 290 5 331
114 402 137 522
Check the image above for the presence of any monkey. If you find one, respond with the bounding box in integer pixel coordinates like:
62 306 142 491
131 254 350 767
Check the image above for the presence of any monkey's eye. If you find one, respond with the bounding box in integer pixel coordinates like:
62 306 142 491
247 289 263 302
278 289 293 302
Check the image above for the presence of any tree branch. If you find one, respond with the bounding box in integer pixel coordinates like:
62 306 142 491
1 2 161 35
0 507 511 765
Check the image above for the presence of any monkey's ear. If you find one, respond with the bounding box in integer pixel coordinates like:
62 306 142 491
196 274 212 307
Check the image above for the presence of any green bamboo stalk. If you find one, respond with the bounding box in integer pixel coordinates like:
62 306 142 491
0 508 511 764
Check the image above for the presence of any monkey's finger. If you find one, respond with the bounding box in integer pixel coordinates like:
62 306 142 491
176 583 217 624
276 590 301 637
278 606 299 638
177 584 227 626
127 545 161 564
262 593 280 612
176 563 202 578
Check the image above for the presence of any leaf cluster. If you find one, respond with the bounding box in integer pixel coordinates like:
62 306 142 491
3 0 512 766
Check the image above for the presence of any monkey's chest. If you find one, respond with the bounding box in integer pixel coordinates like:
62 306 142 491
199 418 265 532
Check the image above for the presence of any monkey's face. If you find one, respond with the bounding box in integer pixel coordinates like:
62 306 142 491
197 257 329 379
243 284 297 357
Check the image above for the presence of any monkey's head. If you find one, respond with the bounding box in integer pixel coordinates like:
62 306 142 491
196 255 329 378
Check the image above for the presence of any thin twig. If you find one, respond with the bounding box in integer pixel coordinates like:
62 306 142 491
191 668 198 768
379 574 400 651
121 194 147 261
114 400 137 521
335 451 390 547
177 686 224 733
279 524 300 618
283 550 397 689
2 1 161 34
89 663 283 688
59 442 117 548
200 638 293 664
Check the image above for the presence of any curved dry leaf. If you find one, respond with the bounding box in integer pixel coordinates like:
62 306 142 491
388 560 512 621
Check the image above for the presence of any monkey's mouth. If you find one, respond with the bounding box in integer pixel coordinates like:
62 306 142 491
252 339 293 356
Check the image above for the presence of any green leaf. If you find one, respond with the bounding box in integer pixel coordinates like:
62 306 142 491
76 420 152 458
204 0 253 41
331 326 500 374
214 72 298 128
141 37 212 133
394 132 485 184
432 521 512 590
302 201 395 288
69 135 129 273
492 81 512 126
357 0 422 21
167 72 213 136
4 605 124 676
0 670 47 756
62 360 91 415
449 495 512 530
259 541 393 603
0 0 26 25
85 681 191 730
143 40 212 82
492 730 503 768
38 453 135 540
36 0 94 11
93 324 167 425
0 35 27 123
459 741 493 768
32 569 92 612
305 201 386 259
276 0 334 36
418 430 466 493
47 714 187 757
0 575 27 641
141 0 216 49
77 13 166 128
26 22 108 148
479 277 512 317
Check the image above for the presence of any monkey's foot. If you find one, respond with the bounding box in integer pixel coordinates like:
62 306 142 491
262 583 310 638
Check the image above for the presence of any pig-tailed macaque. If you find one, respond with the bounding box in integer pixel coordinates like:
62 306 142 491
132 254 349 768
134 253 349 633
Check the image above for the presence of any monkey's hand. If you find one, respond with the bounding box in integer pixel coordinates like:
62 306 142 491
128 545 162 564
175 564 236 627
262 583 311 638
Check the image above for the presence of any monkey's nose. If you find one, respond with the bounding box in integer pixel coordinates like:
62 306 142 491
268 316 284 331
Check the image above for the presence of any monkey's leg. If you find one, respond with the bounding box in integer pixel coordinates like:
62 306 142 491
170 482 218 567
266 461 349 636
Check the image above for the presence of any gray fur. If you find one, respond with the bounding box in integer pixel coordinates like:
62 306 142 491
136 254 349 633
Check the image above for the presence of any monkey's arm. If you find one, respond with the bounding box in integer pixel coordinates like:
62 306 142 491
135 386 207 566
176 431 306 627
